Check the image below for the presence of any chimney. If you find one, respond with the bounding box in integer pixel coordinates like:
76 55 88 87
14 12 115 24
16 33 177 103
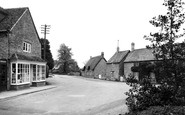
131 42 135 51
117 40 119 52
101 52 104 57
90 56 92 59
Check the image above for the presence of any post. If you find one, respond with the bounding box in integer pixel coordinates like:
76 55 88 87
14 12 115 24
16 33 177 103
41 24 50 61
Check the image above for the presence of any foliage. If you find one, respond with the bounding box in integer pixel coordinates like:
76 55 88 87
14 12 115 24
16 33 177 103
56 43 80 74
131 62 155 81
124 106 185 115
125 0 185 114
40 38 54 70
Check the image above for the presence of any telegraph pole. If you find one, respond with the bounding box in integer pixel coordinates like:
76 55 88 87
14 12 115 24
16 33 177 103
41 24 50 60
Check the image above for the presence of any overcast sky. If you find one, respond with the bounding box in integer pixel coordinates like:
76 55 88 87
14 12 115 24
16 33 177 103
1 0 185 68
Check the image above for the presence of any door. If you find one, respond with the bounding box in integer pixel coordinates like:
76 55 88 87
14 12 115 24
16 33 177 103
0 60 7 91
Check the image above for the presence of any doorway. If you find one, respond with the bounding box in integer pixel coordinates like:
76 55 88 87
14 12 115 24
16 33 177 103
0 60 7 91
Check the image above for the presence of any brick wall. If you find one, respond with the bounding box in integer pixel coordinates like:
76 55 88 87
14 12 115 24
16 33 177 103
0 33 8 59
0 9 42 60
10 9 41 58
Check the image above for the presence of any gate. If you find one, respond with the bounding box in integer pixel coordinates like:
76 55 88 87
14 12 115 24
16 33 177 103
0 60 7 91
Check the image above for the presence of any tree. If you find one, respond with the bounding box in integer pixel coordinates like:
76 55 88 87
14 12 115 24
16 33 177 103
144 0 185 102
57 43 79 74
125 0 185 114
40 38 54 70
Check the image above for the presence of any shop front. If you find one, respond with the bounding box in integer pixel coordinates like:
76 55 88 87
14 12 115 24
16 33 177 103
11 60 46 90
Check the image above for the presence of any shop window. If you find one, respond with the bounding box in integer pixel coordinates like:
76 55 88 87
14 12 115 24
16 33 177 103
17 64 30 84
37 65 40 81
41 66 45 80
11 63 16 84
36 65 46 81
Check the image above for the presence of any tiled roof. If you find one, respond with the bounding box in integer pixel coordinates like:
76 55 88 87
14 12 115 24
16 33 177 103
85 55 105 71
11 53 45 62
107 50 130 64
124 48 155 62
0 7 27 31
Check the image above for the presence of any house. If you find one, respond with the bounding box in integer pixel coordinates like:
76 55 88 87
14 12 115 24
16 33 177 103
82 52 107 78
106 45 129 81
124 43 156 82
0 7 46 90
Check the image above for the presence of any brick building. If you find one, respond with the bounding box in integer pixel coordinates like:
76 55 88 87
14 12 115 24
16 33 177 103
82 52 107 78
0 7 46 90
106 45 129 81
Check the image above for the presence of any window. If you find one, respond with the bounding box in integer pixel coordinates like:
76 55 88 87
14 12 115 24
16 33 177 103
11 63 30 84
134 62 139 67
11 63 16 84
33 65 46 82
41 66 45 80
17 64 30 83
23 42 31 53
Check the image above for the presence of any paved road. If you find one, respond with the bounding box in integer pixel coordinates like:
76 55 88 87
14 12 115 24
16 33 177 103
0 75 130 115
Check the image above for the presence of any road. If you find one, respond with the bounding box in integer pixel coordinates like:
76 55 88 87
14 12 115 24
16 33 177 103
0 75 130 115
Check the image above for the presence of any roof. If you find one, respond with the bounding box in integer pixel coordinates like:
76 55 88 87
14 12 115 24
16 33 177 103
107 50 130 64
11 53 46 62
0 7 27 32
124 48 155 62
85 55 106 71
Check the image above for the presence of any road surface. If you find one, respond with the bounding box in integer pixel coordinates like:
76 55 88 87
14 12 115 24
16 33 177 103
0 75 130 115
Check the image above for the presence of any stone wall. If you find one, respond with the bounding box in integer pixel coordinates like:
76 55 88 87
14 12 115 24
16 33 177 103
105 63 120 80
124 62 134 79
94 59 107 78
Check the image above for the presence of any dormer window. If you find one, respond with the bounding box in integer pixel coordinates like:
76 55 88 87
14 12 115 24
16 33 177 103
23 42 31 53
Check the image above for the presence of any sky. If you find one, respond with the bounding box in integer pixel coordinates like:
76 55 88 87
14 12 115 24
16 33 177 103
1 0 185 68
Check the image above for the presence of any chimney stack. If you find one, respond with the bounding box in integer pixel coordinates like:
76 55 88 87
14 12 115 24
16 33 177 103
90 56 92 59
101 52 104 57
131 42 135 51
117 40 119 52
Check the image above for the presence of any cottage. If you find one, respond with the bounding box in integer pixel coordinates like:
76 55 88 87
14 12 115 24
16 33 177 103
124 43 156 82
106 45 129 81
0 7 46 90
82 52 107 78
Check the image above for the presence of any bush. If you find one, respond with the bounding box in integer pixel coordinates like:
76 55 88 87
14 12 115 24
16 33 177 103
124 106 185 115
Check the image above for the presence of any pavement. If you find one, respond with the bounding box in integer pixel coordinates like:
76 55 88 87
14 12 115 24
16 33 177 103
0 84 57 101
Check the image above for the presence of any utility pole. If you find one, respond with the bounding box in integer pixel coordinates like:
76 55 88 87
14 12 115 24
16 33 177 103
41 24 50 60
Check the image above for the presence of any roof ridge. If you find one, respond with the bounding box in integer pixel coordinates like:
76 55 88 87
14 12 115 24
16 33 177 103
5 7 28 10
131 48 150 51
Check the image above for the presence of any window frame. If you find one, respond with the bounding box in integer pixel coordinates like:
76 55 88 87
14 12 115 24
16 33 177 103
23 42 31 53
11 63 30 85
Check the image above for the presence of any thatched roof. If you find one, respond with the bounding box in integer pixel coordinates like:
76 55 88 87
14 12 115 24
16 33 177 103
84 55 106 71
107 50 130 64
124 48 155 62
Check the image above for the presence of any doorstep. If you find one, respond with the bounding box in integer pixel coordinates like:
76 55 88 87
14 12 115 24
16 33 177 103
0 85 57 100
